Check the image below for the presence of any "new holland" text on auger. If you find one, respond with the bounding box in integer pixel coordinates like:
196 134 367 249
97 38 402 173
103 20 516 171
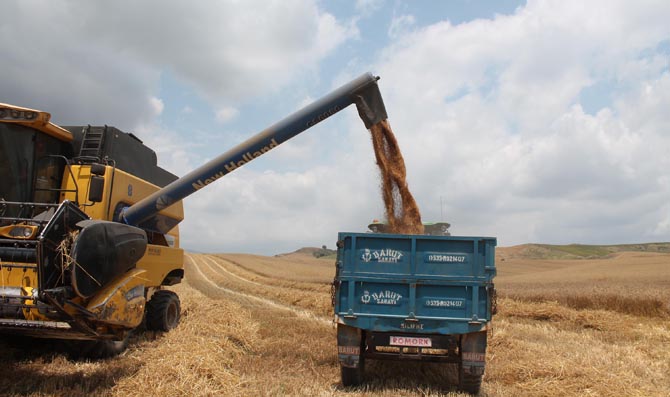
191 138 279 190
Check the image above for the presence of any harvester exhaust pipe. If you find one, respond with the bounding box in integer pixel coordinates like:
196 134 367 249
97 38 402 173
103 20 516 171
121 73 387 230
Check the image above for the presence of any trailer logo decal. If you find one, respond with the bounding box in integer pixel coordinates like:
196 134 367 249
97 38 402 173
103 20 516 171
361 290 402 305
361 248 404 263
462 352 486 362
338 345 360 355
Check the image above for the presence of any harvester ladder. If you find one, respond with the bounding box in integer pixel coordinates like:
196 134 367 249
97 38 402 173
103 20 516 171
78 125 106 159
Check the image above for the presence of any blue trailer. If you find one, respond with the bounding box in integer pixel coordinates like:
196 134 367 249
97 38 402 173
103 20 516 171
333 232 497 394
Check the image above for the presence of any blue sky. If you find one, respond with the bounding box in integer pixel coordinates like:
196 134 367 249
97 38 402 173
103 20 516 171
2 0 670 254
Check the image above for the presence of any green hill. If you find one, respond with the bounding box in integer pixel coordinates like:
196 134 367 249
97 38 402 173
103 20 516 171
499 242 670 260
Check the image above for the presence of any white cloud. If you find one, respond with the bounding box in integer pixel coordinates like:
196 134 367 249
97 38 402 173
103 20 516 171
617 70 670 134
355 0 384 16
149 97 164 116
374 0 670 246
133 123 202 177
0 0 354 125
215 106 239 124
314 13 359 57
388 14 416 38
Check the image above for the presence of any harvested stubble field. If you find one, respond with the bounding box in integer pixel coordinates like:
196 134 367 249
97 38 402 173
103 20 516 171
1 246 668 396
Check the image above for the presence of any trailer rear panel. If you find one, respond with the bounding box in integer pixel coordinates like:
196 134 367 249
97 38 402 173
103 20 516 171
333 232 497 391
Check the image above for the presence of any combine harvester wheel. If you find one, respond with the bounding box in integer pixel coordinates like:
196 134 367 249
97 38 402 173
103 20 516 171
146 290 181 331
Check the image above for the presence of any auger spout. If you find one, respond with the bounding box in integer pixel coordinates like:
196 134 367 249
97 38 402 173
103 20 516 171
120 72 387 232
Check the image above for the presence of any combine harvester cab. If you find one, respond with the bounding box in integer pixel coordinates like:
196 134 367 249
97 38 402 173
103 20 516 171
333 232 497 394
0 72 388 356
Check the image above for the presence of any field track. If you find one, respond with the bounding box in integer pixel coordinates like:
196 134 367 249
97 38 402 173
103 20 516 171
186 254 331 326
183 253 462 396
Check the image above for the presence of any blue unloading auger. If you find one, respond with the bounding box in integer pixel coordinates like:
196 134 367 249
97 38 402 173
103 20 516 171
120 72 387 231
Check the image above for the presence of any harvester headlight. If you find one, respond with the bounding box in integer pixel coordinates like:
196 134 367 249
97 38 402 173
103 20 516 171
0 225 38 239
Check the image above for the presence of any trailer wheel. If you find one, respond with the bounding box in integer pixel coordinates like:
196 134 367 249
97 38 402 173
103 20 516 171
340 356 364 387
146 290 180 331
458 369 482 395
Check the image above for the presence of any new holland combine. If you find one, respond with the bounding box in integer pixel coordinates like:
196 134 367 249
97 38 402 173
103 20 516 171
0 73 388 356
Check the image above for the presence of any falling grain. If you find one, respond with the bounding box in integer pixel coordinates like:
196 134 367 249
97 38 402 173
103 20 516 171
369 119 424 234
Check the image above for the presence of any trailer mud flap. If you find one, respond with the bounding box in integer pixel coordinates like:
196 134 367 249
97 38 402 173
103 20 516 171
461 331 487 375
337 324 363 368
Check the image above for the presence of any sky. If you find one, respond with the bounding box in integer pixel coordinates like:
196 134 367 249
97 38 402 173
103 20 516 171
2 0 670 254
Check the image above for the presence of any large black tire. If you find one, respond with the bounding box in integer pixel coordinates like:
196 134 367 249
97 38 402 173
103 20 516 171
340 356 364 387
458 371 483 395
146 290 181 331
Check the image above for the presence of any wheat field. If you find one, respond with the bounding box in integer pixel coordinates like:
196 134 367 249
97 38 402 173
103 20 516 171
0 247 668 396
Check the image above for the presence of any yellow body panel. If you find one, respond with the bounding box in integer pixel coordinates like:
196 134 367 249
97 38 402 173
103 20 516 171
0 263 37 287
0 263 38 298
60 165 183 231
138 244 184 286
0 263 46 321
86 268 148 328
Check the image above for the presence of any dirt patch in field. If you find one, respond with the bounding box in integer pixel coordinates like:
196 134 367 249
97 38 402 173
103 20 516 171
369 119 424 234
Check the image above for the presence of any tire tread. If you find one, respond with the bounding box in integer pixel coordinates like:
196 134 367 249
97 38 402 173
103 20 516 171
146 290 180 331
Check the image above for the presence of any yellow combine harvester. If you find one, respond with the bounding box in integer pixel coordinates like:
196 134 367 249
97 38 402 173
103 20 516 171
0 72 388 357
0 103 185 356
